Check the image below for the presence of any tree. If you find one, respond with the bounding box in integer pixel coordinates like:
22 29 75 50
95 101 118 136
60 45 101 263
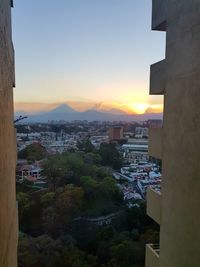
96 226 116 242
18 233 96 267
18 235 63 267
83 152 102 165
42 154 70 190
80 176 98 199
18 143 47 161
55 246 96 267
77 139 94 153
41 192 55 208
42 206 57 236
100 177 118 196
17 192 31 223
55 185 84 230
110 240 144 267
99 143 123 170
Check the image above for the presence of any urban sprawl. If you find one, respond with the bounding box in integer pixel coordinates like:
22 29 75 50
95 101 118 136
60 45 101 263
16 119 162 205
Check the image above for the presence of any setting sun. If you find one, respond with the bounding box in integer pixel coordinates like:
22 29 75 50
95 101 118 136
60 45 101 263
129 103 149 114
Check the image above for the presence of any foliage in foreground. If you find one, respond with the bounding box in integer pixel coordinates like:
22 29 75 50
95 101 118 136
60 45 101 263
17 151 159 267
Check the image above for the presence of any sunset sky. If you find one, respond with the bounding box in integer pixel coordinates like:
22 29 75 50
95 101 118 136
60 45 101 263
13 0 165 114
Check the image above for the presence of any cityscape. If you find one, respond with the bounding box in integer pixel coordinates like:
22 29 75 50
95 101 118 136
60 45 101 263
16 120 162 201
15 119 161 266
1 1 200 267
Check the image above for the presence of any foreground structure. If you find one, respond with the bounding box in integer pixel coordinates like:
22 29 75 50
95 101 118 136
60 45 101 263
0 0 18 266
146 1 200 267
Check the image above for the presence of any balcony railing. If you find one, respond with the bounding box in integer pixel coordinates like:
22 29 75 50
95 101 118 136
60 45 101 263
145 244 160 267
147 188 161 224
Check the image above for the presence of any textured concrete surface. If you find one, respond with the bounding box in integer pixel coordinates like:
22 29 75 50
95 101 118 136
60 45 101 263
147 188 161 225
147 1 200 267
152 0 166 31
150 60 166 95
148 128 162 160
0 0 18 266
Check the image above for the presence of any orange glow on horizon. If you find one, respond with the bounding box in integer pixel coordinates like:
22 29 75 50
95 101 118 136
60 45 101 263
128 103 149 114
125 103 163 114
14 101 163 115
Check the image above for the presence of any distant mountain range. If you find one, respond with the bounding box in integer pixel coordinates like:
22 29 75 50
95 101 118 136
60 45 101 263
15 104 163 123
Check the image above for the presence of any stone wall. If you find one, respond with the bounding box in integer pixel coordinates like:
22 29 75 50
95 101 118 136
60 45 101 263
0 0 18 266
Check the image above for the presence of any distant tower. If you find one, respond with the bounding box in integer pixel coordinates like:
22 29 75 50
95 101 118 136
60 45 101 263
0 0 18 266
146 1 200 267
109 126 124 142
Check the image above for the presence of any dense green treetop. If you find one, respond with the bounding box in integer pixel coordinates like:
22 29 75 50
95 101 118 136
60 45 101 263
18 143 47 161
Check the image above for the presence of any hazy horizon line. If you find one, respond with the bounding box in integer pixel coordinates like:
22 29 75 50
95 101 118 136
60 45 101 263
14 100 163 115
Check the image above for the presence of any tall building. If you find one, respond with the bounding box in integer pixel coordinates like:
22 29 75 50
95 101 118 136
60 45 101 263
0 0 18 266
146 1 200 267
109 126 124 141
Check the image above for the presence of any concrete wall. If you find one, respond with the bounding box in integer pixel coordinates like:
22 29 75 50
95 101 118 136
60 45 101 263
148 1 200 267
152 0 166 31
148 128 162 160
147 188 161 225
0 0 18 266
150 60 166 95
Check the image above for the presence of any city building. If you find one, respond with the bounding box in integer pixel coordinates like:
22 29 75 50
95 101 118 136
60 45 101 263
135 127 149 139
122 139 149 163
0 0 18 266
146 1 200 267
16 164 42 182
109 126 124 141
